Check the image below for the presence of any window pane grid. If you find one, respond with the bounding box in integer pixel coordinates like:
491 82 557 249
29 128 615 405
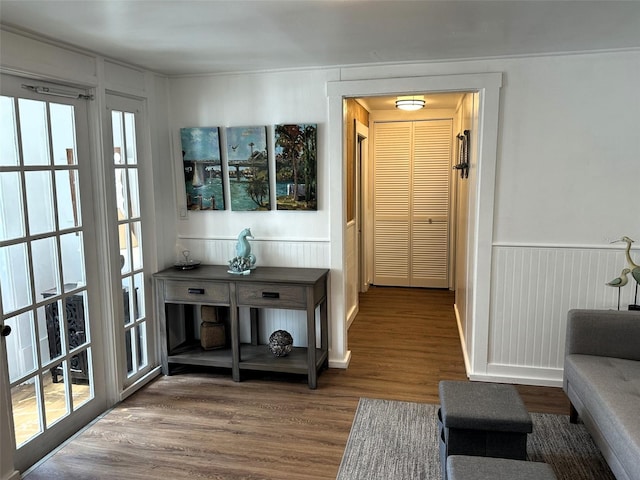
3 90 95 448
110 106 147 384
0 95 20 166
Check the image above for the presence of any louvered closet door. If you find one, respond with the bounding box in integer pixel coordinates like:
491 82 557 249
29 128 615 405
373 119 452 287
412 120 451 288
373 122 412 286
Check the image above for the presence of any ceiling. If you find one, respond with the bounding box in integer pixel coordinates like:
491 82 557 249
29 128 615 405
1 1 640 77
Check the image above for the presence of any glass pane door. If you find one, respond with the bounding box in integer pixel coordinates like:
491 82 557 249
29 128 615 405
107 95 152 389
0 74 105 471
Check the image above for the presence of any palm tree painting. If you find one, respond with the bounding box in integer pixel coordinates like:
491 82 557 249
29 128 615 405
274 124 317 210
180 127 225 210
226 126 270 211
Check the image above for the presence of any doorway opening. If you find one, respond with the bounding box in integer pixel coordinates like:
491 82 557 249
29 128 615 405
348 91 472 295
327 72 502 372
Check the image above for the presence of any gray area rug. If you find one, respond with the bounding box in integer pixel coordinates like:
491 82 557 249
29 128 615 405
337 398 615 480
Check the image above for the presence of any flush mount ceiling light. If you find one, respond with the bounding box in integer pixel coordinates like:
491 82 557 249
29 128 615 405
395 96 425 111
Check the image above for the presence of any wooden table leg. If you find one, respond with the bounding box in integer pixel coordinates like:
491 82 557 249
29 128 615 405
306 289 317 389
230 284 240 382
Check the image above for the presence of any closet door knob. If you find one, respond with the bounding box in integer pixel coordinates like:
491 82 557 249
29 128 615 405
1 325 11 337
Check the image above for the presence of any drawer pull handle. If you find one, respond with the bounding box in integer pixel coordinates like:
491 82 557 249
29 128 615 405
262 292 280 299
188 288 205 295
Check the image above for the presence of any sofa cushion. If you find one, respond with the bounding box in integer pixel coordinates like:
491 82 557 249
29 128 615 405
565 354 640 480
565 309 640 360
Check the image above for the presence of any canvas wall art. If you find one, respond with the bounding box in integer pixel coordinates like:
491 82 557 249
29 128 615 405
180 127 225 210
226 126 270 211
274 124 317 210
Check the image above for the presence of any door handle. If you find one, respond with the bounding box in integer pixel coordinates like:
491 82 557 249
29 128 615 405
1 325 11 337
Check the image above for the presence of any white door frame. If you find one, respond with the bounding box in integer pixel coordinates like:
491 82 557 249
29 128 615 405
103 93 161 400
327 73 502 375
0 73 108 473
355 120 370 293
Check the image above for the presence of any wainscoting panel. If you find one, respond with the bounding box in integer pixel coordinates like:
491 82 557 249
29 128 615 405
173 237 330 348
176 237 330 268
489 245 637 379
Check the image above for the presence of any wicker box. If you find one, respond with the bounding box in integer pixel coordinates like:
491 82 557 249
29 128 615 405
200 306 225 349
201 305 219 323
200 321 225 350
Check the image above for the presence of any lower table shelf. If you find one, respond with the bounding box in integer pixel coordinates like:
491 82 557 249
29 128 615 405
239 344 327 374
167 343 328 378
168 342 233 370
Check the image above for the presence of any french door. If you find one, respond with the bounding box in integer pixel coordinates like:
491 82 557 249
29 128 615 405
0 74 106 471
105 94 154 392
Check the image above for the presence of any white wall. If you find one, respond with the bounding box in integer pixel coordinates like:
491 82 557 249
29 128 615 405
340 50 640 384
494 54 639 245
167 69 339 354
341 51 640 243
169 49 640 384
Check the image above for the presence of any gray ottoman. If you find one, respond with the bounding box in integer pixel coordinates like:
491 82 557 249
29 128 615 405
447 455 556 480
438 381 533 479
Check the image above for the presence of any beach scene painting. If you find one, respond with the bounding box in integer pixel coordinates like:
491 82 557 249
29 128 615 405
274 124 317 210
180 127 225 210
226 126 270 211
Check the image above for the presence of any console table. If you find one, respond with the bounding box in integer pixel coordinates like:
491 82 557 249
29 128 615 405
153 265 329 389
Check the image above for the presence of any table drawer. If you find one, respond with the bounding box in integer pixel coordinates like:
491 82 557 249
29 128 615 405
236 283 306 309
164 280 230 304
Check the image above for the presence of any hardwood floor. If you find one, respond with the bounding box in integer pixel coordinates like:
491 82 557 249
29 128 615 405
24 286 569 479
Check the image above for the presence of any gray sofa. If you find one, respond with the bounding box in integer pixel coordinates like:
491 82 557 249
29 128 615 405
563 309 640 480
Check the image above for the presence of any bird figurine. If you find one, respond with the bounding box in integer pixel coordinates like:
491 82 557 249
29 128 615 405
611 236 640 308
606 268 630 288
606 268 631 310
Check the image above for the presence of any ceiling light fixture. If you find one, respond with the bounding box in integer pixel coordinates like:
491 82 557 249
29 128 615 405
395 97 425 111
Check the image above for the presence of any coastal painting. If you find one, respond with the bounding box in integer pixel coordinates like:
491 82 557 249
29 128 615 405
226 126 270 211
274 124 317 210
180 127 225 210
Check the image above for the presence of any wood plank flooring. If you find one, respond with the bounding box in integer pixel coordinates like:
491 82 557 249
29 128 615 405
24 287 569 480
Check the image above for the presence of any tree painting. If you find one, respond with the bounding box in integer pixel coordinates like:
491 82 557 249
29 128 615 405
274 124 317 210
180 127 224 210
226 126 270 211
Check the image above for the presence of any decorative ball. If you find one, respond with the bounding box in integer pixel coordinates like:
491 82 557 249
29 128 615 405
268 330 293 357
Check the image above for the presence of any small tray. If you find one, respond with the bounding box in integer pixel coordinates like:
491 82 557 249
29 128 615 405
174 261 201 270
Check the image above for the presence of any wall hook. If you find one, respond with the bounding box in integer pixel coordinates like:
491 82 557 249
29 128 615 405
453 129 470 179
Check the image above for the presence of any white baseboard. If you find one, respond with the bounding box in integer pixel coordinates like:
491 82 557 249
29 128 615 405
469 373 563 388
453 303 564 388
346 304 358 330
453 303 471 377
329 350 351 369
2 471 20 480
472 363 564 387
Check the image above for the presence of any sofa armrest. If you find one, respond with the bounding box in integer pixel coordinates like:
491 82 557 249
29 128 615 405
565 309 640 360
